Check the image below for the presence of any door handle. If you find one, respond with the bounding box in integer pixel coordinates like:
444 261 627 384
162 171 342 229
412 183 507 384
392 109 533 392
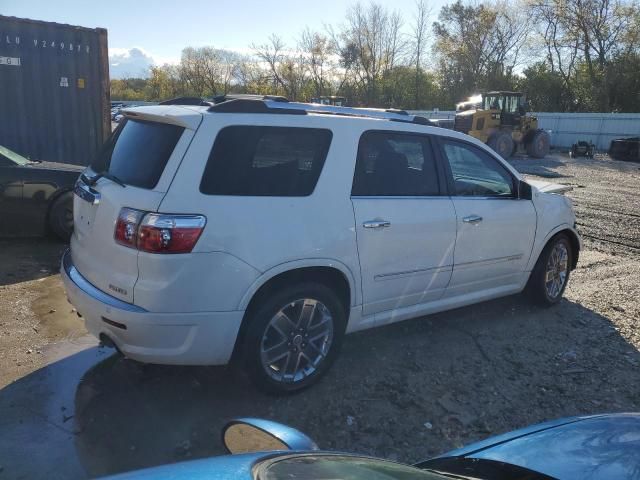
363 220 391 229
462 215 483 224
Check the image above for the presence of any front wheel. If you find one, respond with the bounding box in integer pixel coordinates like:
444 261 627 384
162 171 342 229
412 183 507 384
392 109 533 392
488 131 514 159
526 234 572 306
242 282 346 394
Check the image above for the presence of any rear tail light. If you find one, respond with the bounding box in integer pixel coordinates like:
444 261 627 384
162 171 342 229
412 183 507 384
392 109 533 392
115 208 145 248
114 208 206 254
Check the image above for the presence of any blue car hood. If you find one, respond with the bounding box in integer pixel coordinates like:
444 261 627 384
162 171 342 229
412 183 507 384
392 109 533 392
104 452 272 480
436 413 640 480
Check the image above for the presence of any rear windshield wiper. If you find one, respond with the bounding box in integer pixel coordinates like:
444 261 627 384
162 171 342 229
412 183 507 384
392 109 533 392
81 171 126 188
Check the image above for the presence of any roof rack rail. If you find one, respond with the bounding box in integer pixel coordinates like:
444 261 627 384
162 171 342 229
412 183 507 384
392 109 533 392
208 98 306 115
211 94 289 104
159 96 212 106
385 108 409 115
207 97 436 126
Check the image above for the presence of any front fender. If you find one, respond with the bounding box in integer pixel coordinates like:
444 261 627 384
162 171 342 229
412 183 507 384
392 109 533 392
526 223 581 272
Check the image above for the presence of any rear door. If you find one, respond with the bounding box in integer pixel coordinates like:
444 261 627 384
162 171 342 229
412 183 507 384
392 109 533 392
72 113 199 304
351 131 457 317
436 137 536 296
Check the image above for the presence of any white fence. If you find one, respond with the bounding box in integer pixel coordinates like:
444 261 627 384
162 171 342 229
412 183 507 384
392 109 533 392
411 111 640 150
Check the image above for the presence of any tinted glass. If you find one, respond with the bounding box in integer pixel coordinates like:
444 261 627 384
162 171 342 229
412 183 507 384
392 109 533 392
262 455 448 480
352 132 439 196
200 126 332 196
92 119 184 189
441 140 514 197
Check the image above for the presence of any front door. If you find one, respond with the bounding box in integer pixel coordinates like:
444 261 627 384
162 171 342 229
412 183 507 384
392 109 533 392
351 131 457 317
436 138 536 297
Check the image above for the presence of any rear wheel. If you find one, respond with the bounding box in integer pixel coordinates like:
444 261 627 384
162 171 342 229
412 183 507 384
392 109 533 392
487 131 514 159
526 234 572 306
526 130 550 158
242 282 346 394
48 192 74 241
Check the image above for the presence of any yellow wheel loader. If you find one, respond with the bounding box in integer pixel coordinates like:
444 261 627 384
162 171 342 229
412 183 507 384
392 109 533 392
453 92 550 159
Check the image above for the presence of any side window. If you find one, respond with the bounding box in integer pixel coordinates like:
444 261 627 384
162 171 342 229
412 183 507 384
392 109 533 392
441 140 515 197
200 126 332 196
351 131 439 196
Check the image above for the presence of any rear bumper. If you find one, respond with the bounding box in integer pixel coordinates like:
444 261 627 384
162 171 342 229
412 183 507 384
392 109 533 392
61 249 244 365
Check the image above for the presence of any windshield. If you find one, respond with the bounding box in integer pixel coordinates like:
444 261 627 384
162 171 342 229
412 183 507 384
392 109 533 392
482 95 521 113
0 144 30 166
259 455 451 480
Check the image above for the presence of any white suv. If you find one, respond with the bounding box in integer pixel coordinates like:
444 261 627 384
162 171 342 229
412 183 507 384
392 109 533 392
62 96 581 393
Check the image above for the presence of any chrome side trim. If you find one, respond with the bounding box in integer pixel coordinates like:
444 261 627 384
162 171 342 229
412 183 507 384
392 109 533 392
451 196 518 201
375 265 452 281
62 249 147 313
351 195 446 200
74 181 101 205
454 254 523 270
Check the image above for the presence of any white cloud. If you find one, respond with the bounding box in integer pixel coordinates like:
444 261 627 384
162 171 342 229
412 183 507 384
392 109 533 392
108 47 179 79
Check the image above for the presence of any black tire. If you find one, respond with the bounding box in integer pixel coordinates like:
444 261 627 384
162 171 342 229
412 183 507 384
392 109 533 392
526 130 550 158
487 131 514 159
242 282 346 394
48 192 74 241
526 234 572 306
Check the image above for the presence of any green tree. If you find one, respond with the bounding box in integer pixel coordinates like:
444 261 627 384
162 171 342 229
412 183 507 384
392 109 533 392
433 0 529 105
519 62 574 111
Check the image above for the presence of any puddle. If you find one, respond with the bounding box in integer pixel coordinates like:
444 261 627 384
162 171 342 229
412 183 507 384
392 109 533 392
31 274 87 341
0 336 114 480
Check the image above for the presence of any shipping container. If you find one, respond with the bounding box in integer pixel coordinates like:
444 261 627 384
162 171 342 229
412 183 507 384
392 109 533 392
0 15 110 166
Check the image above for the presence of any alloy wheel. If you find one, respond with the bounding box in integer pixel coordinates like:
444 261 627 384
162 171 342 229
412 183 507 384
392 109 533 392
545 242 568 299
260 298 334 383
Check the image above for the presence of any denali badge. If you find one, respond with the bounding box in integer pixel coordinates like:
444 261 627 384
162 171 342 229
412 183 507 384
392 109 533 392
108 284 127 296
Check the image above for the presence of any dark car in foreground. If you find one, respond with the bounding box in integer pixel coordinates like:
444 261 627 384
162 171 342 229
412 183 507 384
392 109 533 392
107 413 640 480
0 144 82 239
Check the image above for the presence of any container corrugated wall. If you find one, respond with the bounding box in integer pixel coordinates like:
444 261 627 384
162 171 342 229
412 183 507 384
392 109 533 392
534 113 640 151
0 16 110 165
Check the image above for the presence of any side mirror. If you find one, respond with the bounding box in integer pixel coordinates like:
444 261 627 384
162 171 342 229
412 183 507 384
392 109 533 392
222 418 319 454
518 180 532 200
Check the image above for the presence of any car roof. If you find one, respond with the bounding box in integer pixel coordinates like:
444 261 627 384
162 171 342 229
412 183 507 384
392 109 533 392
119 102 521 178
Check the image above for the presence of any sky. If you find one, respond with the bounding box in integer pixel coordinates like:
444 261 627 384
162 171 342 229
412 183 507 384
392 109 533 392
1 0 448 78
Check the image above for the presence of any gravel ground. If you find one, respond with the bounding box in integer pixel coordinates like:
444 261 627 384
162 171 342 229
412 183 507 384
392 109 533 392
0 152 638 478
509 152 640 253
0 240 84 388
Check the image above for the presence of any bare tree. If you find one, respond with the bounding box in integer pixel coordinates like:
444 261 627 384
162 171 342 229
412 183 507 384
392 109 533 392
410 0 432 108
252 34 308 100
531 0 640 110
484 1 532 84
433 0 532 102
299 29 335 98
180 47 233 96
338 2 407 105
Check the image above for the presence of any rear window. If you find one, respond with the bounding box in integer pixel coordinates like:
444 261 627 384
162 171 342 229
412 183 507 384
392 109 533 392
200 126 332 196
91 119 184 189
